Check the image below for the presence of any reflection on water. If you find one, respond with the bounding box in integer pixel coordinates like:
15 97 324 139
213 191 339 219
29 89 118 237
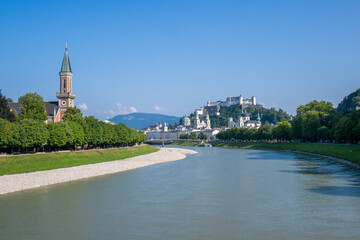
0 147 360 240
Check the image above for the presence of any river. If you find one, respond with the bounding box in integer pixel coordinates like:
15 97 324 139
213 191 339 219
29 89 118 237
1 147 360 240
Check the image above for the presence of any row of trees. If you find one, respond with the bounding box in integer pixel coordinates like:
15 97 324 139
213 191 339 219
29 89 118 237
217 96 360 143
179 132 209 140
0 91 147 153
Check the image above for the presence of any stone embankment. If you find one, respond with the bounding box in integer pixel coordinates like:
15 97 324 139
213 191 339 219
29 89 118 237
0 147 197 195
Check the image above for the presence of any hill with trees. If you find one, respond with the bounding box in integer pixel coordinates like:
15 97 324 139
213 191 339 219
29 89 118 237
217 89 360 144
337 88 360 112
184 105 291 128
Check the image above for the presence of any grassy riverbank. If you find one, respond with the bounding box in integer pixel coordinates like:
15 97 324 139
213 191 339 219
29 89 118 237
0 145 159 176
212 142 360 164
170 142 199 146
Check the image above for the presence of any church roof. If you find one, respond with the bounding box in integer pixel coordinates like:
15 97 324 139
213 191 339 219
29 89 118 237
61 44 72 73
8 101 58 117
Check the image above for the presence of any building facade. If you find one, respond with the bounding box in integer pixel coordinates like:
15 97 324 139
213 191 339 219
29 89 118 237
228 110 262 129
144 114 218 140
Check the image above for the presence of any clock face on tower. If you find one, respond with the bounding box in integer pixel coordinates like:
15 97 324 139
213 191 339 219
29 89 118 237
61 100 67 106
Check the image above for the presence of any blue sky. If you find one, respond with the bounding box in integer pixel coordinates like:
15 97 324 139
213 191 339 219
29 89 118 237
1 0 359 119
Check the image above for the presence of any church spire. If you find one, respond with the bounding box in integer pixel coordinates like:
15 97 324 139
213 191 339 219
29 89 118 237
61 43 72 72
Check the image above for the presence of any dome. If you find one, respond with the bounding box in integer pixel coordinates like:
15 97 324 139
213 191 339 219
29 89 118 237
183 116 190 123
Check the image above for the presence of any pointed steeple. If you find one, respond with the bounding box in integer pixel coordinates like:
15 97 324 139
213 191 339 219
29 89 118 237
61 43 72 72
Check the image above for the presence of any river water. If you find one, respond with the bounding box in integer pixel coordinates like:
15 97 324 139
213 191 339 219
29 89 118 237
1 147 360 240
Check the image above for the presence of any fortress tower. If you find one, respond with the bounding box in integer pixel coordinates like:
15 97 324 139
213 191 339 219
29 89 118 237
56 44 76 121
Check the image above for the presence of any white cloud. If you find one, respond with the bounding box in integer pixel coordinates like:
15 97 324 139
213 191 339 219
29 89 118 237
78 103 88 110
106 103 137 116
129 106 137 113
154 106 165 112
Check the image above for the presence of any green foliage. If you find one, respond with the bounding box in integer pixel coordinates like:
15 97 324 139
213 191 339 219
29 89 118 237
292 100 336 141
297 100 334 116
179 133 189 139
210 105 291 128
272 120 291 140
301 110 321 141
16 119 49 150
189 132 196 139
47 122 69 149
0 90 16 122
334 110 360 143
68 121 86 147
170 141 198 146
18 93 47 121
337 88 360 112
256 123 273 140
0 119 18 150
198 132 208 140
63 107 84 124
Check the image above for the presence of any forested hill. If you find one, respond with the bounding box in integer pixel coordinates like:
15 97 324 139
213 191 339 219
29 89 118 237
110 113 180 130
337 88 360 112
208 105 292 128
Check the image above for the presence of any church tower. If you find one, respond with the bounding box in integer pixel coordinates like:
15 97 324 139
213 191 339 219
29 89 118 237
56 44 75 121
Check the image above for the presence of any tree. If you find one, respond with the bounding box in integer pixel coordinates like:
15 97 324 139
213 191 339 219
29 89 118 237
47 122 68 150
84 116 102 147
189 132 196 139
63 107 84 124
301 111 321 141
198 132 208 140
273 120 291 141
352 122 360 143
68 121 85 149
179 133 189 139
16 119 48 152
334 110 360 143
0 118 18 152
256 123 272 140
316 126 331 141
18 93 47 121
0 90 16 122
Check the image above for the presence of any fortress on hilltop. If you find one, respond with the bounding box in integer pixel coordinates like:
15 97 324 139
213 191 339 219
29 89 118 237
195 95 261 115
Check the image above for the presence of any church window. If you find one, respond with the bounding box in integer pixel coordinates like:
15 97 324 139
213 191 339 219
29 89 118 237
64 79 66 89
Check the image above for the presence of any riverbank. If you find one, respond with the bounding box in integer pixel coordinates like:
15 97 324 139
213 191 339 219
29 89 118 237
212 142 360 165
0 145 158 176
0 147 197 195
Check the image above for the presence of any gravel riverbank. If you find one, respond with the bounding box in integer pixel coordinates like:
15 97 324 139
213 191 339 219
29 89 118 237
0 147 197 195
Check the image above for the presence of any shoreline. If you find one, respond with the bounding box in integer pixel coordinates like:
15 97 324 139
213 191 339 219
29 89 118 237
211 144 360 169
0 147 197 196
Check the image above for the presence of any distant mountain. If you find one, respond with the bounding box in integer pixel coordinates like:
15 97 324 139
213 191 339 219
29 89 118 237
109 112 180 130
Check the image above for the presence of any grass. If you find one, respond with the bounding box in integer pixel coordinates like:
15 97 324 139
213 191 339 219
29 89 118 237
212 142 360 164
0 145 159 176
170 142 199 146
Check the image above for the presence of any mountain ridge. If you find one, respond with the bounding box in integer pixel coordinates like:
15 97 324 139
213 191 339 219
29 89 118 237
109 112 180 130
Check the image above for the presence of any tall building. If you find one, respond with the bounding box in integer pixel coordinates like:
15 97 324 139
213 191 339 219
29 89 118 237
8 44 76 123
56 44 76 122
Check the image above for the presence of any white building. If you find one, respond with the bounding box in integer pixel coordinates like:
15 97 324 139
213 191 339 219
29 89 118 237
194 113 211 129
228 110 261 129
207 95 257 108
144 114 217 140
